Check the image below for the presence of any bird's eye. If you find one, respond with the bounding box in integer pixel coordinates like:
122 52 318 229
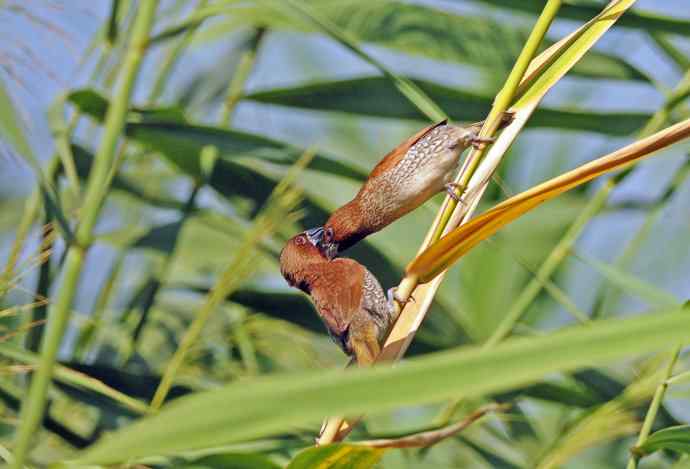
295 236 306 245
324 227 334 242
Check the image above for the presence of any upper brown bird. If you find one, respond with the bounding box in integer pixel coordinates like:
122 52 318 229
279 228 395 365
319 118 509 258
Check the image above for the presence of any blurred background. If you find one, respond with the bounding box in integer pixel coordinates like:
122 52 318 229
1 0 689 467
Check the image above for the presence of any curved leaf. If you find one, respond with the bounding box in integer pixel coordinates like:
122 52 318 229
73 307 690 464
246 77 650 136
68 89 368 181
407 119 690 283
636 425 690 456
184 1 647 82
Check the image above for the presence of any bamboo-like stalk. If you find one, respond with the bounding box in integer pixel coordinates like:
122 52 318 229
431 0 563 243
317 0 564 444
626 346 681 469
11 3 159 467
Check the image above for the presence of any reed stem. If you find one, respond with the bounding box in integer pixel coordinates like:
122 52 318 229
12 3 158 466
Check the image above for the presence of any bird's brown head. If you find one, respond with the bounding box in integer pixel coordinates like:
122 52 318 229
321 201 370 260
279 228 328 292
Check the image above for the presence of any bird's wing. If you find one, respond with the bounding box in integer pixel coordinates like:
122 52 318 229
311 259 365 337
368 119 447 178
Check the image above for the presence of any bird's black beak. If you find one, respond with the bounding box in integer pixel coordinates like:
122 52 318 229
304 227 325 247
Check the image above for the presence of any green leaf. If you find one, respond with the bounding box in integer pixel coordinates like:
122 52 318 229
73 307 690 464
177 453 282 469
573 251 680 309
636 425 690 456
133 221 185 251
286 444 384 469
68 89 367 181
245 77 650 136
187 1 647 83
183 283 325 334
69 89 187 124
106 0 121 45
70 143 184 210
269 0 447 122
504 381 600 408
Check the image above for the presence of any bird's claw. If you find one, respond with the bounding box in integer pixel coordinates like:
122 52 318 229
469 134 495 150
387 287 415 310
444 182 466 203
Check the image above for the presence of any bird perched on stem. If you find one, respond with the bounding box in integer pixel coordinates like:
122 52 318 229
319 115 512 259
279 228 396 365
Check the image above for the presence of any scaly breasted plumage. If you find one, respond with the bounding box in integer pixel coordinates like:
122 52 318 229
279 228 394 365
320 117 510 258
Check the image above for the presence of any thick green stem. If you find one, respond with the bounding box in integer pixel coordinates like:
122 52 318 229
12 3 158 466
626 346 681 469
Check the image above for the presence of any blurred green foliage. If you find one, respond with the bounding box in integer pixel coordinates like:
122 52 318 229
0 1 689 468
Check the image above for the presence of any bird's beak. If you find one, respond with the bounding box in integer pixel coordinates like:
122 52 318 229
323 243 338 260
304 227 325 247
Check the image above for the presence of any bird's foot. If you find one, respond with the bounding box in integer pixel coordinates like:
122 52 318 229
501 110 516 124
468 134 495 150
444 182 467 203
387 287 415 310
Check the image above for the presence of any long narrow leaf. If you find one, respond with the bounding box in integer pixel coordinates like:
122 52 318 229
173 1 648 82
68 89 367 180
246 77 650 136
72 306 690 464
407 119 690 282
275 0 446 122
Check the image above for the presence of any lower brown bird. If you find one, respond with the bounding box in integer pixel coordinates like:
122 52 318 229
279 228 395 365
319 115 512 259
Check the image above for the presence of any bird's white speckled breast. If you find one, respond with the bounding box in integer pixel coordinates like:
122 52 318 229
358 124 475 231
